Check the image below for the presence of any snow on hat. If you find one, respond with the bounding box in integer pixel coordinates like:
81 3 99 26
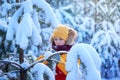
51 25 69 41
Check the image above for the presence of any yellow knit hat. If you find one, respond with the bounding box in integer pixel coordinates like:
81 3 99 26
52 25 69 41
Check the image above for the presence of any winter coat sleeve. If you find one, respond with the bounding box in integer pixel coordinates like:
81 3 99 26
36 50 60 71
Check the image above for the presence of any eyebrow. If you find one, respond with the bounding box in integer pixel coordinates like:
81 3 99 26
54 38 63 40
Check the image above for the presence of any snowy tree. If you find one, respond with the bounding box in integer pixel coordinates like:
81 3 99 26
0 0 58 80
91 30 120 79
114 19 120 36
0 20 8 59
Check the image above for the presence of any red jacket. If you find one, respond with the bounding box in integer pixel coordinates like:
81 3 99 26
55 53 67 80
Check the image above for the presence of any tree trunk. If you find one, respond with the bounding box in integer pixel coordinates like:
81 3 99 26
19 48 24 64
16 0 19 3
19 48 27 80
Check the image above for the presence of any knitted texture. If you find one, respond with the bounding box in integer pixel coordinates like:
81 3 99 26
52 25 69 41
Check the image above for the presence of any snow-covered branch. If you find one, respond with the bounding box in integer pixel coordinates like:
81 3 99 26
0 60 22 69
66 43 101 80
31 63 55 80
32 0 58 28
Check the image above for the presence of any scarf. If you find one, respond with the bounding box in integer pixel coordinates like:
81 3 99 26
52 44 72 51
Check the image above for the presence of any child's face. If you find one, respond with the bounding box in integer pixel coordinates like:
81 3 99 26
53 37 65 46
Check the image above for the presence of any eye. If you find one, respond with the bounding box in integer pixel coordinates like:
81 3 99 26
54 38 58 41
59 38 63 40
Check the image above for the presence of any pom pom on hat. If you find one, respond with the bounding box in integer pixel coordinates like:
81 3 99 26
52 25 69 41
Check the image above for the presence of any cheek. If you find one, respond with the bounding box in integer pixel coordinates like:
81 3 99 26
61 41 65 45
60 41 66 46
54 41 65 46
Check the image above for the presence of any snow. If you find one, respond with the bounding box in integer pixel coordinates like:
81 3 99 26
5 0 59 49
19 13 33 37
41 27 53 41
82 17 95 36
0 19 8 31
33 9 41 33
59 7 77 27
22 0 33 14
101 20 115 31
6 6 22 40
31 63 55 80
114 19 120 34
31 26 42 46
19 33 29 49
66 43 101 80
1 2 11 17
32 0 58 28
15 12 42 49
44 51 53 60
6 0 42 49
